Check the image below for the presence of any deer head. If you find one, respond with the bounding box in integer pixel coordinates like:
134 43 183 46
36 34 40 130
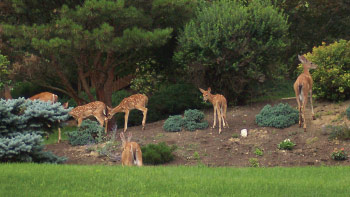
298 55 318 70
199 87 212 102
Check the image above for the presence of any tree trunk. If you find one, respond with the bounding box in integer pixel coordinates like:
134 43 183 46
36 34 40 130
4 84 12 100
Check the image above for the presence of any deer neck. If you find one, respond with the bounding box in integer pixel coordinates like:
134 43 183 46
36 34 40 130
207 94 216 104
111 105 124 115
303 66 311 76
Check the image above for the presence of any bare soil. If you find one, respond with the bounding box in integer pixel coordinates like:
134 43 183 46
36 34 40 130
45 99 350 167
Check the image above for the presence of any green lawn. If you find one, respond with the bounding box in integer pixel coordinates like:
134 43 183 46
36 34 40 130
1 164 349 197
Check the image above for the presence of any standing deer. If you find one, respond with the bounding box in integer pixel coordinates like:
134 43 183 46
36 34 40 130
199 88 228 134
107 94 148 132
120 132 143 166
28 92 68 143
69 101 109 134
293 55 318 132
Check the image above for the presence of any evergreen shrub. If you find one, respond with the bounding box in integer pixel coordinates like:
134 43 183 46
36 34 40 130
0 98 69 163
141 142 176 165
67 120 105 146
163 115 184 132
183 109 209 131
255 103 299 128
163 109 208 132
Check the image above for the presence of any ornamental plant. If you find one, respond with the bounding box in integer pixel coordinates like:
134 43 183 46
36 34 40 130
256 103 299 128
0 98 69 163
301 40 350 101
163 109 208 132
67 120 105 146
331 148 347 161
278 139 296 150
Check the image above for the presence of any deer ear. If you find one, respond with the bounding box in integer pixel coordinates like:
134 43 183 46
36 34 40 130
298 55 306 63
208 87 211 92
199 88 205 93
127 132 132 142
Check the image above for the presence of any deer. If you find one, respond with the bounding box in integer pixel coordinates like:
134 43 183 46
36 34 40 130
28 92 69 143
69 101 109 134
120 132 143 167
107 94 148 132
293 55 318 132
199 87 228 134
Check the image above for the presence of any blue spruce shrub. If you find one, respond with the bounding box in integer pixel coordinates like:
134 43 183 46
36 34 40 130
0 98 69 163
163 115 184 132
67 119 105 146
255 103 299 128
163 109 208 132
183 109 209 131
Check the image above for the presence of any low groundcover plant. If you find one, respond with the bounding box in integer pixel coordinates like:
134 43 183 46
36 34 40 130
278 139 296 150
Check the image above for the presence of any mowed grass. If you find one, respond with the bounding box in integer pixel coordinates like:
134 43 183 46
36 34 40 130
1 164 350 197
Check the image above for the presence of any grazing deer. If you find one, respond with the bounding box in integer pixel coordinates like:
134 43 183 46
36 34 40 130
120 132 143 167
28 92 69 142
107 94 148 132
69 101 108 134
293 55 318 132
199 88 228 134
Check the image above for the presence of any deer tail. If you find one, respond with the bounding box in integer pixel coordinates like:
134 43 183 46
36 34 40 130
298 85 303 102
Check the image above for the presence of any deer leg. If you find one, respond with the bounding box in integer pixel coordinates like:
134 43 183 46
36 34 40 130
58 120 61 143
295 90 302 127
310 90 315 120
77 118 83 127
93 111 108 134
302 92 309 132
137 107 148 131
223 103 229 128
212 105 217 129
217 107 222 134
124 110 129 132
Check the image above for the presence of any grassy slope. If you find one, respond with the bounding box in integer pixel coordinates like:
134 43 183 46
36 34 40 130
1 164 349 197
43 126 76 145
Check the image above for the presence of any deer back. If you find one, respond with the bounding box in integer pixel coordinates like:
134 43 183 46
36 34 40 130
29 92 58 103
69 101 107 119
109 94 148 115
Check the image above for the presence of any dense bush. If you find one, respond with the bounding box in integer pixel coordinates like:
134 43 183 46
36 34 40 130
163 115 184 132
183 109 209 131
328 124 350 141
147 83 205 123
67 120 105 146
175 0 289 104
256 103 299 128
141 142 176 165
302 40 350 101
0 98 69 163
163 109 208 132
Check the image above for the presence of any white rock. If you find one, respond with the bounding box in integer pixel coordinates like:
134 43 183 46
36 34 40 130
241 129 248 137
